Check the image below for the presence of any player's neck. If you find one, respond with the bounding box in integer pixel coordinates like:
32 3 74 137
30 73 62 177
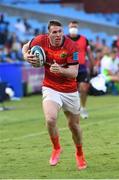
70 34 78 38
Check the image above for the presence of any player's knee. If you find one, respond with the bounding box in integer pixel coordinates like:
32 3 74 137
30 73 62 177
68 121 78 131
80 83 89 93
46 116 57 127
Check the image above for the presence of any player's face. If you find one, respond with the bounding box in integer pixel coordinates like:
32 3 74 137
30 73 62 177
68 23 78 36
48 25 64 47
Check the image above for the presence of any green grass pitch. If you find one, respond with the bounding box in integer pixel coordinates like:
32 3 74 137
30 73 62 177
0 94 119 179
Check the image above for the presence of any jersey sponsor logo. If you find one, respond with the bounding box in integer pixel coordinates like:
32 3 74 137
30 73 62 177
46 48 68 60
60 52 67 58
73 52 78 61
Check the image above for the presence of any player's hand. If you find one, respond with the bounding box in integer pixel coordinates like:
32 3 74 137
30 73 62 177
50 61 62 73
24 50 40 67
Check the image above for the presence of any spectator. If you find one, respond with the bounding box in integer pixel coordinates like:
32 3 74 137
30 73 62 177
93 49 103 76
23 18 32 34
0 14 9 46
94 35 103 52
112 35 119 53
100 48 119 83
14 18 26 33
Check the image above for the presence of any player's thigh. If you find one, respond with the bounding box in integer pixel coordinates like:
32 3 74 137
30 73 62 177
62 92 80 115
42 86 62 120
42 100 61 122
79 82 90 92
64 111 80 124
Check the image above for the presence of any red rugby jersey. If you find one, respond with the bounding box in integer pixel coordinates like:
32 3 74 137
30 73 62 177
29 34 78 93
68 35 89 65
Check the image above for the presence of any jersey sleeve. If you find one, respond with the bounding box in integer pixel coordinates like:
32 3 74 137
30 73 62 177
29 35 43 49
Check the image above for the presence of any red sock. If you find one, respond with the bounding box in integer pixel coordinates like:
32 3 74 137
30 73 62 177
50 136 61 150
76 144 84 156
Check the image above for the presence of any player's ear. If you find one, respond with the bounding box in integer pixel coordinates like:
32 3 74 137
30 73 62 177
48 31 51 36
48 28 51 34
28 50 31 54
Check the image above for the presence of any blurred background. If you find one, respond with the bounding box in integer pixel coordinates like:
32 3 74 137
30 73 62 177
0 2 119 178
0 0 119 103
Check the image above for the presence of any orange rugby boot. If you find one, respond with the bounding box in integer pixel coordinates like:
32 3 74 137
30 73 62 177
75 153 87 170
49 148 63 166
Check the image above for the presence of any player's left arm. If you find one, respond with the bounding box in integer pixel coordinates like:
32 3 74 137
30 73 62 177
86 39 95 68
50 49 79 78
50 42 79 78
50 62 78 78
61 64 79 78
87 46 95 67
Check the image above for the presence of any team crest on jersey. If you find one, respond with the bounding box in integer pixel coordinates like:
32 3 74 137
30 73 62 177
60 52 67 58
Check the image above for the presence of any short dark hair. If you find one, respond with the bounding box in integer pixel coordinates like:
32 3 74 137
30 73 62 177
69 20 79 25
48 19 62 30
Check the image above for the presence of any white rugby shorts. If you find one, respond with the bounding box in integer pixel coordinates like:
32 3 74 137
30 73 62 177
42 86 80 114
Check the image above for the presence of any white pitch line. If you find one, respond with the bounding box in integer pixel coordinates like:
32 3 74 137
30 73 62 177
1 116 118 143
0 127 68 143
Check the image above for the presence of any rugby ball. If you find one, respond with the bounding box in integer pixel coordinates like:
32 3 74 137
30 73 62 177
30 45 46 67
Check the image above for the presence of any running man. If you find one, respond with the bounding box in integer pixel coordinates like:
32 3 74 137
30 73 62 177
22 19 87 170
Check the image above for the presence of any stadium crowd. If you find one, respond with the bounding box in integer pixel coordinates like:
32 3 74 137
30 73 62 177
0 13 46 63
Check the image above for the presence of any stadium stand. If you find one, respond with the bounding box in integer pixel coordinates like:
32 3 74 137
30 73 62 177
0 0 119 45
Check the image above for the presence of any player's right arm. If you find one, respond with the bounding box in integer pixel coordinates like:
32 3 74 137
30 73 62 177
22 41 31 60
22 41 39 67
